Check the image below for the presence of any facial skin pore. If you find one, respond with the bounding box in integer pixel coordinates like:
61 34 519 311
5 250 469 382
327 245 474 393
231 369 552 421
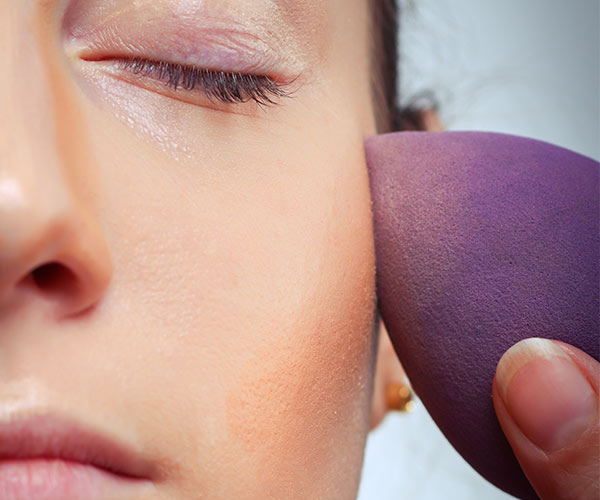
1 0 379 498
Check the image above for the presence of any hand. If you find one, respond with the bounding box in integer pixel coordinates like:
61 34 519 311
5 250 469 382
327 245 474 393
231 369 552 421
493 337 599 500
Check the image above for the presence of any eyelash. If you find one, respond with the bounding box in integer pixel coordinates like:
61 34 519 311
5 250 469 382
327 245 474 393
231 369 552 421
115 58 296 106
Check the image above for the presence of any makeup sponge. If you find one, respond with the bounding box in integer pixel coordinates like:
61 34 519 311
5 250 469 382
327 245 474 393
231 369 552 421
365 131 599 500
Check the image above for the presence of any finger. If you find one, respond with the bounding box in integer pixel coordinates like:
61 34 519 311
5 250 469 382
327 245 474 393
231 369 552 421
492 337 599 500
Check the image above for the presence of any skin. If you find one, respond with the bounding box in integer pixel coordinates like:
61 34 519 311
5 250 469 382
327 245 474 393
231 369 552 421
0 0 385 498
3 1 595 499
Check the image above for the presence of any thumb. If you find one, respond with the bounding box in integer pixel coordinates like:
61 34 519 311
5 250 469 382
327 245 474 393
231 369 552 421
492 337 599 500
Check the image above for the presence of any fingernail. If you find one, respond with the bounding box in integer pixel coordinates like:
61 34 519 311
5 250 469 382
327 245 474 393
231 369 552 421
496 337 598 452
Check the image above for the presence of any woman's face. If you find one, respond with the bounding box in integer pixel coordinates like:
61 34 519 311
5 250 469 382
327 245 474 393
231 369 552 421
1 0 378 498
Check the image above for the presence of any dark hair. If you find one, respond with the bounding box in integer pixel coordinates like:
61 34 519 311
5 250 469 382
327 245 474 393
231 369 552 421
369 0 399 133
370 0 438 133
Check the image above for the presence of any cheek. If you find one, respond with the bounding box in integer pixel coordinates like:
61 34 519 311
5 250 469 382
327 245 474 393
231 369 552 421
226 144 374 496
224 163 376 491
224 293 375 494
87 98 376 495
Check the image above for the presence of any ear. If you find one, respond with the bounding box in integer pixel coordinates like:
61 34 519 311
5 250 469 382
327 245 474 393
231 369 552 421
419 108 444 131
399 107 445 131
369 319 412 430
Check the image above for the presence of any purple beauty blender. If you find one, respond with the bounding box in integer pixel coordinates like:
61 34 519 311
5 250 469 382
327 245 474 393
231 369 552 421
365 131 599 499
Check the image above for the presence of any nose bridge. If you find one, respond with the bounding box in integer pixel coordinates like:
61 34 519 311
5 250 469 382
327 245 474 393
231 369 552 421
1 5 77 209
0 5 64 273
0 4 112 317
1 5 53 173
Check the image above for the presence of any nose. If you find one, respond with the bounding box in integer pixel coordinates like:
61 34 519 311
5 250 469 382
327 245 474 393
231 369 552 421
0 5 113 319
0 175 113 319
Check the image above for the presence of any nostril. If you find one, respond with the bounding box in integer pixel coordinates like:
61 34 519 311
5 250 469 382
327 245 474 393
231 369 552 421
31 262 78 297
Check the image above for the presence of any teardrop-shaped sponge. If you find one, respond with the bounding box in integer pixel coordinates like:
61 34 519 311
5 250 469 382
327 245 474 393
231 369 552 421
365 131 599 499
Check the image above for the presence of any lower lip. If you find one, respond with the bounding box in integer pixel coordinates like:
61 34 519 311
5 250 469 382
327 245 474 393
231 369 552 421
0 458 153 500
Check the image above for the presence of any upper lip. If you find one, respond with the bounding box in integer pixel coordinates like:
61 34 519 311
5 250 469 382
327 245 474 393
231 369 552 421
0 411 156 480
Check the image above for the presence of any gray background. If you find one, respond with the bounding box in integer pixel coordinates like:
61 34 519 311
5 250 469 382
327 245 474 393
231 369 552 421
358 1 599 499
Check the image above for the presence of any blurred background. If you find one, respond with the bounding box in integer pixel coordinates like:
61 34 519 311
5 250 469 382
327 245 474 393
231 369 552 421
357 0 599 498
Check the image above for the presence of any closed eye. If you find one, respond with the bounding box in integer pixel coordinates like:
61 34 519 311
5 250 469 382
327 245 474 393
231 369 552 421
114 57 299 107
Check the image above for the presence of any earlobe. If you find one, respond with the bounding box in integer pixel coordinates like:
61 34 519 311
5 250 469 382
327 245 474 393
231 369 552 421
369 320 414 431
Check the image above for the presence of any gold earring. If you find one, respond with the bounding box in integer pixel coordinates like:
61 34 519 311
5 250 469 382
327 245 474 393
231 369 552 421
385 382 415 413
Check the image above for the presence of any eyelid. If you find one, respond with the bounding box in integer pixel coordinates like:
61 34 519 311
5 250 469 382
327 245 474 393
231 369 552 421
64 15 306 87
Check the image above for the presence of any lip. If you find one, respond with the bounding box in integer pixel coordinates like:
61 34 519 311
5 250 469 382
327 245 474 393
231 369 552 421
0 411 156 498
